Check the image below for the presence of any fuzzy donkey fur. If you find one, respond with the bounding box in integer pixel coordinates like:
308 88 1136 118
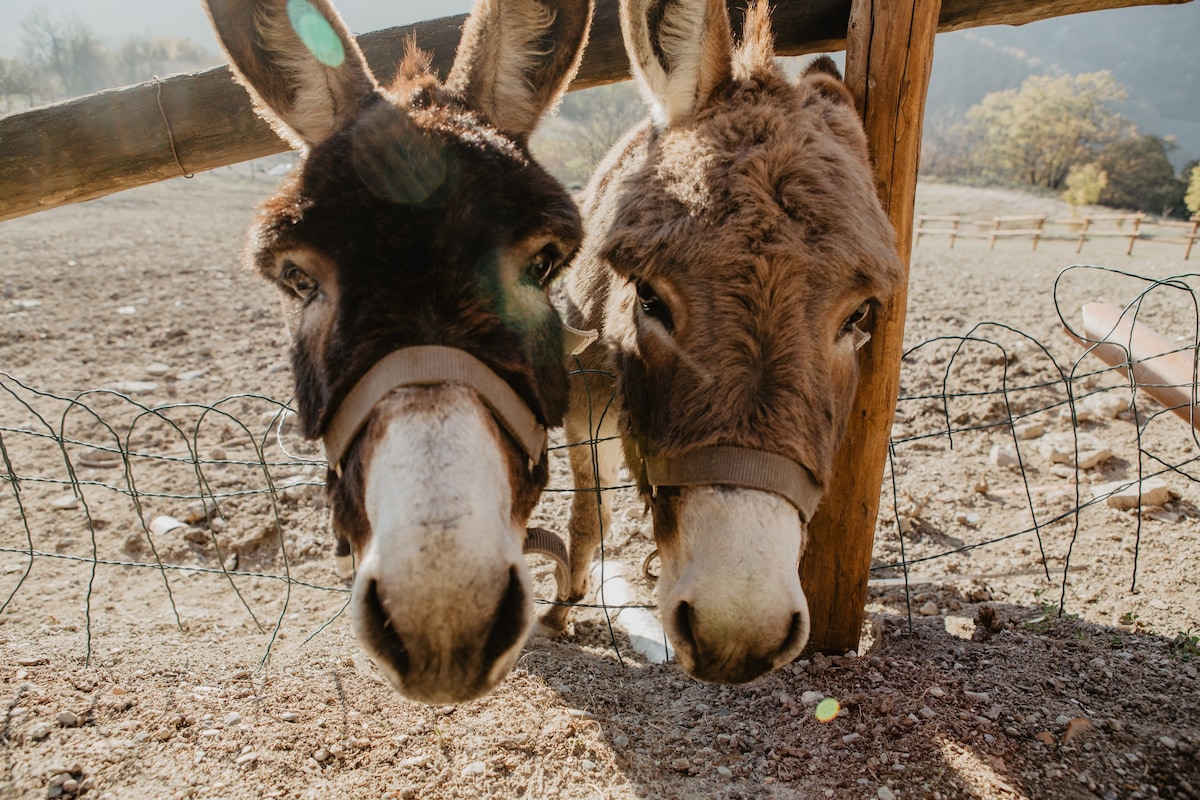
546 0 903 684
203 0 592 703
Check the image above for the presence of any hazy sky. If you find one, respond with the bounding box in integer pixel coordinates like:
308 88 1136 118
0 0 475 58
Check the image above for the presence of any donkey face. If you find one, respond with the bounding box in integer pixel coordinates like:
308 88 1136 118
565 0 902 683
204 0 591 703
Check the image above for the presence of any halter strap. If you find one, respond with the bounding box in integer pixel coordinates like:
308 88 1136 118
322 346 546 474
639 445 824 522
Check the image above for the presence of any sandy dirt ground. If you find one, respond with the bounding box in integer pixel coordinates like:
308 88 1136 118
0 173 1197 800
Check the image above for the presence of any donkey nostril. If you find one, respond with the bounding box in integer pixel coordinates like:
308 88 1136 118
673 601 700 655
482 566 528 665
777 610 808 661
360 578 410 676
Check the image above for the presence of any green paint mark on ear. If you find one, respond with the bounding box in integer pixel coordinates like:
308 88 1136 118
287 0 346 68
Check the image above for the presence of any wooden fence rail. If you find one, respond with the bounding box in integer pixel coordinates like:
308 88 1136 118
0 0 1189 223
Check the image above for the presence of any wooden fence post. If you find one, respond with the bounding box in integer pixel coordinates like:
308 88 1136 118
799 0 940 655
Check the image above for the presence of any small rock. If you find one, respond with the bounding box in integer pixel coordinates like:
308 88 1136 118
1159 736 1178 750
801 691 824 706
313 748 331 762
612 734 629 748
56 711 80 728
462 761 486 776
1093 478 1172 510
580 760 597 771
148 516 187 536
717 766 733 778
973 475 989 494
29 722 52 741
146 362 171 377
919 707 936 719
1014 421 1044 440
918 600 940 617
223 712 241 727
109 380 159 394
235 751 257 765
182 498 220 524
1078 393 1126 421
400 755 430 768
51 494 80 510
116 306 137 315
989 443 1020 468
878 787 897 800
928 686 946 698
1039 432 1112 470
842 732 861 745
177 369 208 381
964 690 991 704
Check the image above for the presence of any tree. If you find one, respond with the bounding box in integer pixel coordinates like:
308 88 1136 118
962 71 1129 190
113 36 213 87
0 56 49 111
1062 163 1107 211
20 12 112 97
532 82 645 188
1185 163 1200 216
1096 134 1186 216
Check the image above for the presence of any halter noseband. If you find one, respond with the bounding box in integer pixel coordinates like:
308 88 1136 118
638 445 824 523
321 345 547 477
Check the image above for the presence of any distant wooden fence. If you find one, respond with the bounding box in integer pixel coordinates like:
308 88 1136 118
914 212 1198 258
1156 215 1200 260
915 214 962 247
988 214 1047 250
1073 212 1145 255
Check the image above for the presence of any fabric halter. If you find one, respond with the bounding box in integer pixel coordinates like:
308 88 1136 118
638 445 824 523
322 345 547 475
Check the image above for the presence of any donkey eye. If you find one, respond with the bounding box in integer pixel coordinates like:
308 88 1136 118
635 281 674 333
529 246 560 285
842 301 872 350
843 302 871 330
281 262 318 301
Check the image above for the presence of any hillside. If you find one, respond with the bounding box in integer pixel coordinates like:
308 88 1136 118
927 2 1200 167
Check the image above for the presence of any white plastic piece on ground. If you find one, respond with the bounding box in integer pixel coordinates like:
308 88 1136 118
589 561 674 664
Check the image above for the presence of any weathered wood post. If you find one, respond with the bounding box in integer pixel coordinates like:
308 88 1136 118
800 0 941 654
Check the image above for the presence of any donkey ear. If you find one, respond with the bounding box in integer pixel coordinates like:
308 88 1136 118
445 0 594 139
621 0 733 128
800 56 855 109
203 0 377 148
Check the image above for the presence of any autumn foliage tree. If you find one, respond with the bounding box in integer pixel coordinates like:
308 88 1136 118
1185 164 1200 216
1095 134 1186 216
960 72 1129 190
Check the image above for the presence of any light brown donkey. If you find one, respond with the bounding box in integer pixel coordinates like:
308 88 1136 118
545 0 903 684
202 0 592 703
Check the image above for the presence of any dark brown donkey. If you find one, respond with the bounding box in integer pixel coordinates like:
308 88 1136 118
544 0 903 684
203 0 592 703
